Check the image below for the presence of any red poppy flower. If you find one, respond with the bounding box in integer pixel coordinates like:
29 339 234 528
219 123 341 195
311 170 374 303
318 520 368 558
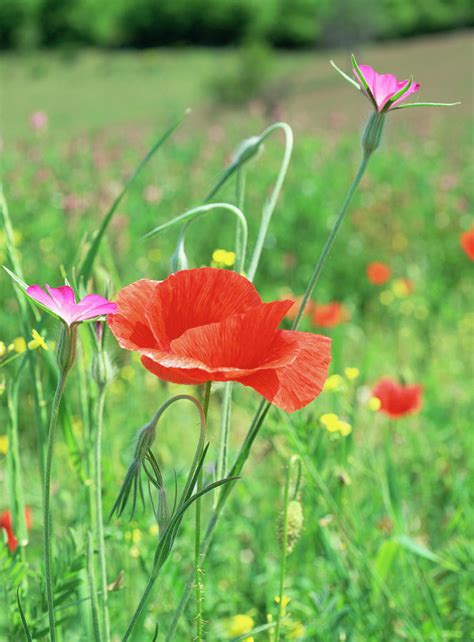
108 268 331 413
372 378 423 419
367 261 391 285
284 295 313 321
0 508 32 552
312 302 349 328
460 228 474 261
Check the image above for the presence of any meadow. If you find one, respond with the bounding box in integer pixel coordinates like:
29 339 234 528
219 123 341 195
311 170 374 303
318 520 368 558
1 31 473 641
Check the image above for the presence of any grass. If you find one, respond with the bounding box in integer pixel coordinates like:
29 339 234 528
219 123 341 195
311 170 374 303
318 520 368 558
1 31 473 641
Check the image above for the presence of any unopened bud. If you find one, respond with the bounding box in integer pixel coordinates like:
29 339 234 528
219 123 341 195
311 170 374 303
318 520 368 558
57 324 77 375
362 112 385 157
231 135 262 167
92 350 116 388
280 499 304 554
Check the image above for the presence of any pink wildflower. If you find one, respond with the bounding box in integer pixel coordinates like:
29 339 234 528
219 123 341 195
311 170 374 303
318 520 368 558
26 284 117 326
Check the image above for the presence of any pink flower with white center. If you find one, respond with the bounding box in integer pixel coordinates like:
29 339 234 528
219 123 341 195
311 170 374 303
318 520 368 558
26 284 117 326
353 64 420 112
30 111 48 131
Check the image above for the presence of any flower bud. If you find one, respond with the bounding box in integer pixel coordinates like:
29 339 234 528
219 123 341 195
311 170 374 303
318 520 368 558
362 112 385 157
92 350 116 388
57 324 77 375
231 135 262 167
280 499 304 554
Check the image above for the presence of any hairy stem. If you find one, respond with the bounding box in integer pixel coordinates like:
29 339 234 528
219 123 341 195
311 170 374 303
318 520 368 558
43 372 67 642
95 388 111 641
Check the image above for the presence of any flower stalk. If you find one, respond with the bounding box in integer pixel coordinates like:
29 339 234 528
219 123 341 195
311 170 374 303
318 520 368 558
167 118 375 639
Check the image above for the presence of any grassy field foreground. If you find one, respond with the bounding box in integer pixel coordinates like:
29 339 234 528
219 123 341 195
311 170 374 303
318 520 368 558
0 32 473 641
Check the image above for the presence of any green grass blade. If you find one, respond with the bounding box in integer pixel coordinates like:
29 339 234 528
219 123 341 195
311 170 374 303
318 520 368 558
79 113 186 282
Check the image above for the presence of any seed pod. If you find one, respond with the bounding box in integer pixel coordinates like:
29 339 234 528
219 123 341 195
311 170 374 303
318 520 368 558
280 499 304 554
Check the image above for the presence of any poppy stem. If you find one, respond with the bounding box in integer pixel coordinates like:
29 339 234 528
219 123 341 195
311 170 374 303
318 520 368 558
167 142 373 641
195 381 211 642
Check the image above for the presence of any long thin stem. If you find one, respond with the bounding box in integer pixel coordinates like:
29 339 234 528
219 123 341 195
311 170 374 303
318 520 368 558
166 150 371 640
247 123 293 282
291 153 369 329
87 531 103 642
43 372 67 642
195 382 211 642
95 387 111 642
274 477 290 641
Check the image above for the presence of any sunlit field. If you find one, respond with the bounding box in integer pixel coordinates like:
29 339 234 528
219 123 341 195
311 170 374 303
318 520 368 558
1 31 473 641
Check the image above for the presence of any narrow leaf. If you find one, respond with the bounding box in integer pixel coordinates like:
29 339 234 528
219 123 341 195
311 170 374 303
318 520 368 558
79 113 186 282
17 587 33 642
330 60 361 90
391 101 461 110
351 53 377 109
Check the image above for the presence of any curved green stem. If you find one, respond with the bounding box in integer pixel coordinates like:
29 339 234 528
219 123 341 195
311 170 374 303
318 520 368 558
166 150 371 640
247 122 293 282
43 372 67 642
95 387 111 641
144 203 248 274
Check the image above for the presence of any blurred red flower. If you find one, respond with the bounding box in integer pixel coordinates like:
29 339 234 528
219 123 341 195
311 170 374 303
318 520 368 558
460 228 474 261
108 268 331 413
312 302 349 328
0 508 32 552
284 295 313 321
372 378 423 418
367 261 391 285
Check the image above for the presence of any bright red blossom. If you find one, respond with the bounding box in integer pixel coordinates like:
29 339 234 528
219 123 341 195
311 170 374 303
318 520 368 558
367 261 391 285
460 228 474 261
108 268 331 413
372 378 423 419
312 302 349 328
0 508 32 552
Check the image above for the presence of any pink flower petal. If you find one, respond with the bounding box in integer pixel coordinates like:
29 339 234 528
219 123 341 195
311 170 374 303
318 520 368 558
73 294 117 322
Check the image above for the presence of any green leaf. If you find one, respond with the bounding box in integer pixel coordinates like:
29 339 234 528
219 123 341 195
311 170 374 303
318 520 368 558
384 76 414 111
372 539 399 599
351 53 377 109
395 535 458 570
391 101 461 110
78 112 186 283
330 60 361 90
17 588 33 642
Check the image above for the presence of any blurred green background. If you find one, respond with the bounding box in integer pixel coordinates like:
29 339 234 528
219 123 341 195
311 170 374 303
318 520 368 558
1 2 473 640
0 0 473 49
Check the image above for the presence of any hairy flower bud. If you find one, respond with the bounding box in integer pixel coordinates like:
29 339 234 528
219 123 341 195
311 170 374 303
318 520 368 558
280 499 304 554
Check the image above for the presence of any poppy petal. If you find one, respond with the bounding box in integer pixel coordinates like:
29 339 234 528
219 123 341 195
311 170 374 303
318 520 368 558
108 279 160 350
141 356 209 385
238 331 331 413
170 300 295 369
144 268 262 345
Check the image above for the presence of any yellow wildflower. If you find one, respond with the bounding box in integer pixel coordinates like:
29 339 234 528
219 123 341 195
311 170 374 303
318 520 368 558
320 413 339 431
323 374 344 391
28 329 48 351
212 248 236 268
287 621 306 639
344 367 360 380
0 435 8 455
368 396 381 411
11 337 27 353
225 614 254 640
338 421 352 437
274 595 290 608
0 341 6 357
149 523 159 537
